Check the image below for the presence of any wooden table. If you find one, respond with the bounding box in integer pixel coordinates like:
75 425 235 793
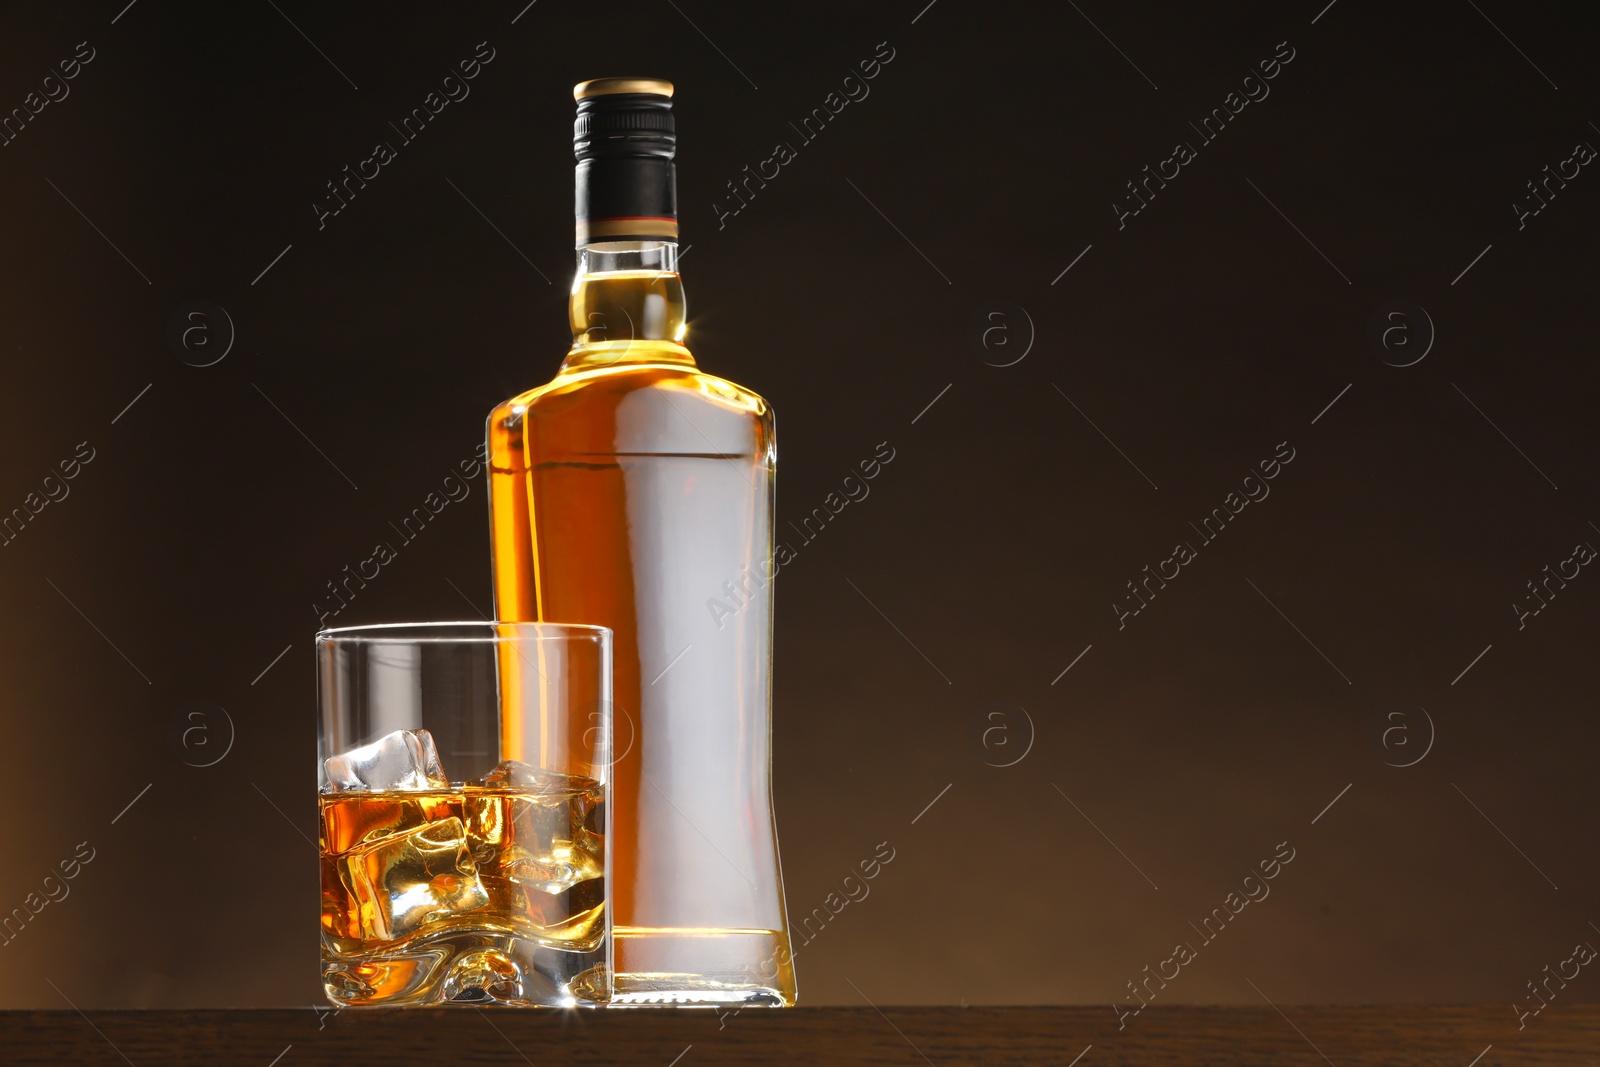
3 1005 1594 1064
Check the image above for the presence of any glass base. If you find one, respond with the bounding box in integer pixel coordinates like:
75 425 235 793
323 930 608 1008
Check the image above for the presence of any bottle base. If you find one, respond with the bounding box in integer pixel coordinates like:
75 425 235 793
605 982 789 1007
609 926 796 1007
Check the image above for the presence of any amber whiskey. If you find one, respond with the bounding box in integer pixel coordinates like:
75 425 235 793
486 78 795 1005
319 771 605 1007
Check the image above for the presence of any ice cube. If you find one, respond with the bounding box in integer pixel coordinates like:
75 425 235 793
336 815 489 942
477 759 576 793
465 774 601 874
496 877 605 945
319 792 462 855
324 729 449 792
466 784 606 947
479 851 605 946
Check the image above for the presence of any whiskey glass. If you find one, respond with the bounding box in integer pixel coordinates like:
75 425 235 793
316 622 612 1007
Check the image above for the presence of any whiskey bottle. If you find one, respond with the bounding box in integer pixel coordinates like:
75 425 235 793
486 78 796 1006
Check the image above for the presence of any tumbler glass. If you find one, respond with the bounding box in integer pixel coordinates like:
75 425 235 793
316 622 612 1008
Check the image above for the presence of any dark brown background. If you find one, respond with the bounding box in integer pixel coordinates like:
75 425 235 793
0 0 1596 1013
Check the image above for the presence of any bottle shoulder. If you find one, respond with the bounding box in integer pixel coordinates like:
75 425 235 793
489 360 773 460
494 360 770 420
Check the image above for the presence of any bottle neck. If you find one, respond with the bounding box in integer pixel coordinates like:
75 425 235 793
564 240 691 370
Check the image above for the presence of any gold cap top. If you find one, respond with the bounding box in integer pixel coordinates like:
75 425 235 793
573 77 674 101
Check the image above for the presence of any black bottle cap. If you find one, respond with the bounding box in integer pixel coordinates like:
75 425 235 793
573 78 678 246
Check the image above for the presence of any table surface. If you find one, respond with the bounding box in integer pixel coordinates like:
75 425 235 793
2 1005 1595 1065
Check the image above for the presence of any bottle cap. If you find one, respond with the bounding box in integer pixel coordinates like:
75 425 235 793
573 77 677 246
574 77 674 100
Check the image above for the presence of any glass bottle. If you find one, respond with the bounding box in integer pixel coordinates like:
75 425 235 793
485 77 795 1006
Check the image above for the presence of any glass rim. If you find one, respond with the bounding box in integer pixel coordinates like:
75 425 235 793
315 620 612 644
